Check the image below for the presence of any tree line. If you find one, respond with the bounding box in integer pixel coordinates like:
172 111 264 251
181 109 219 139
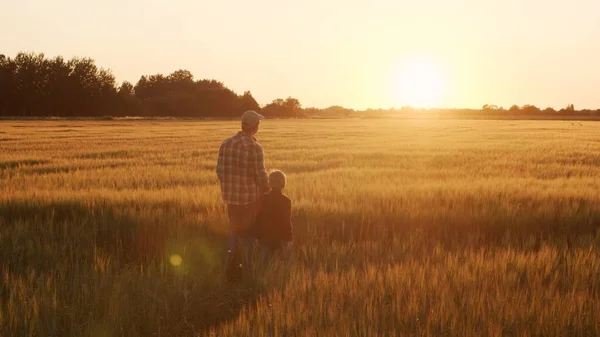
481 103 600 115
0 52 305 118
1 52 599 118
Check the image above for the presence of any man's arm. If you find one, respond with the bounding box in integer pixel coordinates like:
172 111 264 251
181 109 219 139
216 143 224 183
253 144 270 193
284 198 293 242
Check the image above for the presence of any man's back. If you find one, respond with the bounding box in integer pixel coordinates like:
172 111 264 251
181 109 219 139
217 131 269 205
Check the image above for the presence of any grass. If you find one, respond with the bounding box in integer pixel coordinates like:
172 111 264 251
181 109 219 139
0 118 599 336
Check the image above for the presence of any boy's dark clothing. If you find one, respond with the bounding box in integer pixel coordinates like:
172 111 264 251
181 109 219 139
253 190 292 248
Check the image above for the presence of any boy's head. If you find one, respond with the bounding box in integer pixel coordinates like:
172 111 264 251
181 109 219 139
269 170 286 191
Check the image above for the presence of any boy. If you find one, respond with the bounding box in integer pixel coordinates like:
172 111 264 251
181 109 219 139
253 170 293 261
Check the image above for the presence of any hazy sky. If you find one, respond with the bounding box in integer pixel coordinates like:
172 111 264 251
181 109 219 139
2 0 600 109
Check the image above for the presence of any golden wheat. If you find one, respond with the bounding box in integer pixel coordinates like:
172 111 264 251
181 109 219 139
0 118 599 336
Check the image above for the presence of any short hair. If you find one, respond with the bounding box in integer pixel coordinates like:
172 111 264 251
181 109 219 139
269 170 286 190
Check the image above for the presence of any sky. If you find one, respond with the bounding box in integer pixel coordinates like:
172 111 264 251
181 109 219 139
2 0 600 110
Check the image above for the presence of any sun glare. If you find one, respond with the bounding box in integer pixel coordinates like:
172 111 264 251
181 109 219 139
394 59 445 109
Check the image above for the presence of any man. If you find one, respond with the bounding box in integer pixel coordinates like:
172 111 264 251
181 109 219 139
216 110 270 280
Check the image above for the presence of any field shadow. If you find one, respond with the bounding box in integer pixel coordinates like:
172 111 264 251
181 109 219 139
23 166 74 175
0 159 51 170
0 200 169 272
54 124 85 128
0 199 275 335
18 162 130 176
74 150 131 160
293 205 600 253
41 129 80 133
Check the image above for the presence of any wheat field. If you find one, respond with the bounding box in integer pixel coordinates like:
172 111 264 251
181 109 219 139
1 118 599 336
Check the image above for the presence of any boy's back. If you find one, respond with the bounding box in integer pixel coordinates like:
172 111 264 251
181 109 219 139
254 190 292 245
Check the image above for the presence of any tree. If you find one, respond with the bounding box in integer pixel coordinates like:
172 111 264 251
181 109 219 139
262 97 304 117
168 69 194 83
118 81 134 96
12 52 48 116
134 76 150 100
115 81 140 116
559 104 575 114
283 97 301 112
521 105 540 114
64 57 116 116
508 105 521 113
305 105 354 117
237 91 260 113
45 56 72 116
324 105 353 117
0 54 16 115
482 104 501 112
167 69 195 93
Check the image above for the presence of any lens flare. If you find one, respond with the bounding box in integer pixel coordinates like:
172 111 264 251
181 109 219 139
169 254 183 266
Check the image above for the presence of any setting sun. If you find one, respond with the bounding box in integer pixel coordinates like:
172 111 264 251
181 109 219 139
394 59 446 109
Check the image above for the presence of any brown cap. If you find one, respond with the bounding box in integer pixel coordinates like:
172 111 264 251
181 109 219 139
241 110 264 127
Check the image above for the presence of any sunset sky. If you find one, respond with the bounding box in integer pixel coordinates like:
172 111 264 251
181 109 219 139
2 0 599 110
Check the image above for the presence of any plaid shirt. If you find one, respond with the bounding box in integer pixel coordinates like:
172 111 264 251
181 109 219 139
217 131 270 205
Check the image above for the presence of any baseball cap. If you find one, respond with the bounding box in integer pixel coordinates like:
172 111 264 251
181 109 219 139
241 110 264 127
